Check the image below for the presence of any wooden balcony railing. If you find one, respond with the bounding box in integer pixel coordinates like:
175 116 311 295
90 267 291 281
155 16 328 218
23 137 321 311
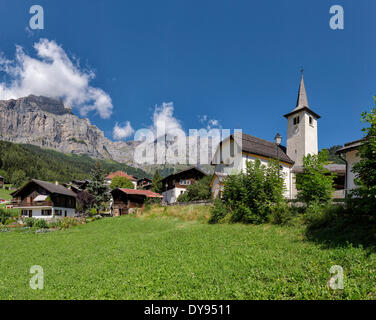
11 200 54 207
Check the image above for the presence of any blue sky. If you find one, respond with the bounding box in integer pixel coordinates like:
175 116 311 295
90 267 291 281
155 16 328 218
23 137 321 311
0 0 375 149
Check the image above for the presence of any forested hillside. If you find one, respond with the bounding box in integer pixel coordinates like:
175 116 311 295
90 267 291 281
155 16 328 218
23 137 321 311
0 141 150 186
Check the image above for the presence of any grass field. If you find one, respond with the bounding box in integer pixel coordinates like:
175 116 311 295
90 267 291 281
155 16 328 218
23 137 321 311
0 213 375 299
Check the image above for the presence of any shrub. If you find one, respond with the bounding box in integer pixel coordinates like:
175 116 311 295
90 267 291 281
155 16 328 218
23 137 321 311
296 150 335 206
48 220 62 229
23 217 37 227
208 199 228 224
270 201 293 225
60 217 84 229
4 218 17 225
177 175 212 202
34 219 48 229
209 159 287 224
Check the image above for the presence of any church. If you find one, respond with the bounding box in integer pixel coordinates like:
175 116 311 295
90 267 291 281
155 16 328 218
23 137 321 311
210 72 345 199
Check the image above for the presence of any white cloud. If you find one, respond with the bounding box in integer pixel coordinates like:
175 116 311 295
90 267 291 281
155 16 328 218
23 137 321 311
113 121 134 140
198 114 221 130
0 38 113 119
151 102 184 138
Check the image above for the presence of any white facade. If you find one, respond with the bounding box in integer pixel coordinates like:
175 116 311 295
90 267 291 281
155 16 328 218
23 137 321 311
162 187 186 204
20 206 76 219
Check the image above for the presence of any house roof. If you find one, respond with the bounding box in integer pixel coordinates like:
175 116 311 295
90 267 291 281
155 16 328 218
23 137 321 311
336 138 365 154
11 179 77 197
283 72 321 119
241 133 295 165
161 166 208 183
106 171 137 181
114 188 162 198
292 164 346 174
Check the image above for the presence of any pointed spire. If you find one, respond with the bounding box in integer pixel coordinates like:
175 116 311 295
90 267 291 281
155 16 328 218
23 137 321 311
295 68 309 110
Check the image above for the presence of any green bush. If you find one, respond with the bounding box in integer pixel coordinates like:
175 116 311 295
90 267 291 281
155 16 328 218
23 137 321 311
4 218 17 225
208 199 228 224
296 150 335 206
209 159 287 224
303 202 345 229
34 219 48 229
270 201 293 225
60 217 84 229
48 220 62 229
23 217 37 227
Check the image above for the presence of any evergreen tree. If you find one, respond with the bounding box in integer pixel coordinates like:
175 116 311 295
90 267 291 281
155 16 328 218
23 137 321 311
86 162 111 214
152 170 163 193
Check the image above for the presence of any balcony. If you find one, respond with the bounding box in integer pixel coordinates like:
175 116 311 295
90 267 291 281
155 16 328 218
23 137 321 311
11 200 53 208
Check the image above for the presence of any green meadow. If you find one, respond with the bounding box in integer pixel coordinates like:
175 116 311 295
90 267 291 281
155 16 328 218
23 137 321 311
0 212 375 300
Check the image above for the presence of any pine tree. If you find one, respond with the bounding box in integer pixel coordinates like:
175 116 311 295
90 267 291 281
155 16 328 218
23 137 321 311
86 161 111 214
152 170 162 194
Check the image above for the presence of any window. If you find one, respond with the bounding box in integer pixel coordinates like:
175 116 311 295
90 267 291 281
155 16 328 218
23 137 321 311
309 116 313 126
21 210 29 216
55 209 62 216
180 179 191 185
293 116 300 125
41 209 52 216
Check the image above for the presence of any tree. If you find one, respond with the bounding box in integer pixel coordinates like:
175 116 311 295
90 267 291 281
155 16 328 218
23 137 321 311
86 162 111 214
351 100 376 214
177 175 212 202
296 150 335 206
209 159 286 224
76 191 95 216
11 170 27 188
110 176 134 189
152 170 162 194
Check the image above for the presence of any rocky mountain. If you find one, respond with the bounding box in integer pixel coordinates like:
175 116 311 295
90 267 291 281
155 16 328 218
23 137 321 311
0 95 214 175
0 95 137 165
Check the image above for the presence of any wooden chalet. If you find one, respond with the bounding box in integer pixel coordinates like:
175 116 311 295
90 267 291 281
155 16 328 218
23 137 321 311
11 179 77 219
111 188 162 216
161 167 207 204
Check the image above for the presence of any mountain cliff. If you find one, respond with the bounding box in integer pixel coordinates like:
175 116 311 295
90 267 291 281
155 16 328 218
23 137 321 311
0 95 137 165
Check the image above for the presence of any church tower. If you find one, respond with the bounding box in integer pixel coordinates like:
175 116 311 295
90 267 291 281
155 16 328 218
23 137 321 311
284 71 320 166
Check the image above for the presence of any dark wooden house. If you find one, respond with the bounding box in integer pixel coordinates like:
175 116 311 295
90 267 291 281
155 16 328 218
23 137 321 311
137 178 152 190
111 188 162 216
11 179 77 219
0 176 4 188
161 167 207 204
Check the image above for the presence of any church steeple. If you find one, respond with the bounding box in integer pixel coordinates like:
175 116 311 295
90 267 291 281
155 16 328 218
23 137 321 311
284 70 320 166
295 70 309 109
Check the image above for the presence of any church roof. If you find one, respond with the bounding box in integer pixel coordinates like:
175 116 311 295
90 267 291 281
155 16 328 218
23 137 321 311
241 133 295 165
283 72 321 119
